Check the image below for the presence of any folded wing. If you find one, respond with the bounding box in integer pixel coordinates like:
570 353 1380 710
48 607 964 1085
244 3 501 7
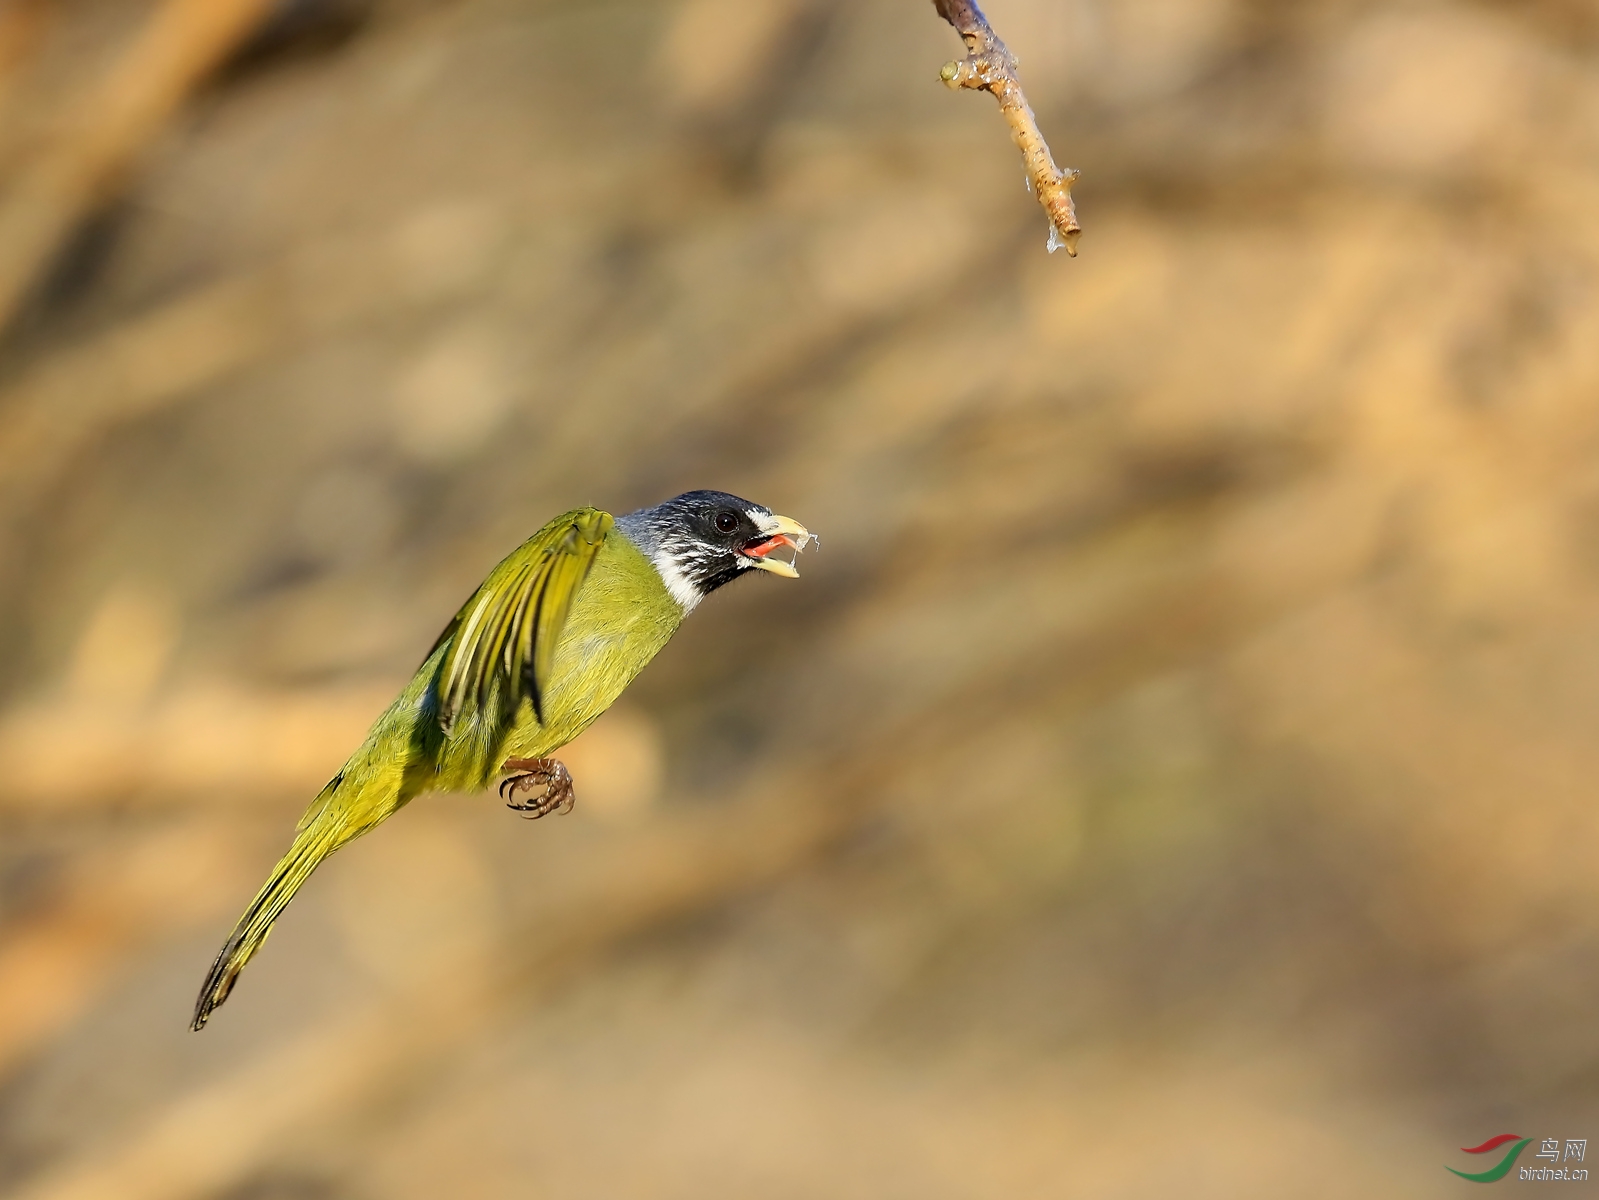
433 507 614 731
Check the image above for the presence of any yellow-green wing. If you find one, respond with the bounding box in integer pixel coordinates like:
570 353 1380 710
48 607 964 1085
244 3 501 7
433 507 614 731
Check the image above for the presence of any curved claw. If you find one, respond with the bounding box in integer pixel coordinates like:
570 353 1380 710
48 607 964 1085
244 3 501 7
498 757 575 820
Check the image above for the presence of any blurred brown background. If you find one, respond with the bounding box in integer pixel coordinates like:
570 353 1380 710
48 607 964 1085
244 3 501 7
0 0 1596 1195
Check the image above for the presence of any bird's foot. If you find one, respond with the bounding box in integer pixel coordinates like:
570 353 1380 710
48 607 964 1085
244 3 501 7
499 757 575 819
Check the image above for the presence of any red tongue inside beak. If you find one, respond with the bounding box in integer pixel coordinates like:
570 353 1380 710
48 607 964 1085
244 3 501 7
743 534 796 559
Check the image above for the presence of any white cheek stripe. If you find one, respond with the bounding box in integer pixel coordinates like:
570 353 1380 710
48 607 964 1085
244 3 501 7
650 548 704 613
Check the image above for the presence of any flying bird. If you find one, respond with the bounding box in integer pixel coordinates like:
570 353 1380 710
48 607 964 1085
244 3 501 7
192 490 811 1029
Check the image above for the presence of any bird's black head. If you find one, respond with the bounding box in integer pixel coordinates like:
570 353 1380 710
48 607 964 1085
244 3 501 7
616 490 813 611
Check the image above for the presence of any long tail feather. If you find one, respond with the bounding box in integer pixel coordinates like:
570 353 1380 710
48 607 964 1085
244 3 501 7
192 774 363 1030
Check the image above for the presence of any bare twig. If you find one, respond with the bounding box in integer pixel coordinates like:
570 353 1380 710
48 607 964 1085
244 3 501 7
932 0 1080 256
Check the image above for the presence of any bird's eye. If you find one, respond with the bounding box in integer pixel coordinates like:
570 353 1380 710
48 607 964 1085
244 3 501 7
715 511 739 533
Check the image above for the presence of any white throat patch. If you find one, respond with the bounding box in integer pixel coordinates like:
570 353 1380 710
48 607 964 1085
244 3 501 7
648 545 706 613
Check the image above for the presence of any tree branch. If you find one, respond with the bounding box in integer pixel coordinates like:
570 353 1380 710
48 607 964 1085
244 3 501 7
933 0 1080 256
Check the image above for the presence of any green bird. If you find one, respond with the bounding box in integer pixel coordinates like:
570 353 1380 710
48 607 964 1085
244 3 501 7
192 490 811 1030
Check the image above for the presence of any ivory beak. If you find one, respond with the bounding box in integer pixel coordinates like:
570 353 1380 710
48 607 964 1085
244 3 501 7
744 513 812 577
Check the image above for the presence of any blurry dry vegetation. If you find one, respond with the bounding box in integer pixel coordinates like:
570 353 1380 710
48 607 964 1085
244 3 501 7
0 0 1598 1196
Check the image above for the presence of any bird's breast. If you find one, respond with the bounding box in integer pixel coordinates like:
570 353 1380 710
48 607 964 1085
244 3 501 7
503 534 683 757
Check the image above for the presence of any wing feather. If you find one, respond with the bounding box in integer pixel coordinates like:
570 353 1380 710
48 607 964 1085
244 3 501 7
434 508 614 733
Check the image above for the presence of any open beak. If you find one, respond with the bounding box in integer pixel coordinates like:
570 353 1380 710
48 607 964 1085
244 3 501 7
741 513 812 578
